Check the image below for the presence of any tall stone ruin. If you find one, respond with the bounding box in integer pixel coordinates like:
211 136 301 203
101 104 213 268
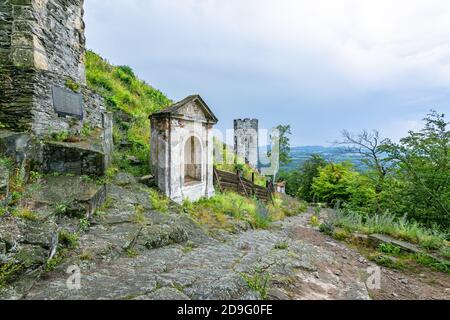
234 118 259 170
0 0 113 176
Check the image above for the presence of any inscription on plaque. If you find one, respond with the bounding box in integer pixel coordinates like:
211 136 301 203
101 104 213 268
52 86 83 119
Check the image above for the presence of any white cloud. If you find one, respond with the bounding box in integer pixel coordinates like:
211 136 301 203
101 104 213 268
84 0 450 144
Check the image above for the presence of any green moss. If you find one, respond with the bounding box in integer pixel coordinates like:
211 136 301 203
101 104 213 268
65 78 80 92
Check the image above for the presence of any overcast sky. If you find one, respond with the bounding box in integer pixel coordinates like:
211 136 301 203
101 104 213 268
84 0 450 146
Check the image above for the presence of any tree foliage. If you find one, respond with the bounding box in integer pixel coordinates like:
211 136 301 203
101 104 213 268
380 111 449 228
278 154 326 202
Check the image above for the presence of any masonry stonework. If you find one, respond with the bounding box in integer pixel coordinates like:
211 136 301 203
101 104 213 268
150 95 218 203
0 0 113 176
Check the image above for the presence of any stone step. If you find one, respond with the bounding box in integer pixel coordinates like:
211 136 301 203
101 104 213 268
26 175 107 219
368 233 423 254
42 141 106 177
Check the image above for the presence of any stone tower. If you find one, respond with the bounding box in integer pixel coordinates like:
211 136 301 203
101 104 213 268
234 118 259 170
0 0 113 175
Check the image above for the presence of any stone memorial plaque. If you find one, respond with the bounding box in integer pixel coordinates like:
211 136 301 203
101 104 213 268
52 86 83 119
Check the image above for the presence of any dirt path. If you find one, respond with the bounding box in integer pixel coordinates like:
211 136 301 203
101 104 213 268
285 210 450 300
4 182 448 300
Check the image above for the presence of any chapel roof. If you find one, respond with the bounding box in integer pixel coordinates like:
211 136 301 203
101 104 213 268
150 95 218 124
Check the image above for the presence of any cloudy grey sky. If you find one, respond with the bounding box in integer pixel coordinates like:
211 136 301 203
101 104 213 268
84 0 450 146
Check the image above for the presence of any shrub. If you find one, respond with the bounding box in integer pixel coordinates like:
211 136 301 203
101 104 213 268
319 223 334 236
378 243 402 255
58 230 79 249
332 228 350 241
310 215 320 227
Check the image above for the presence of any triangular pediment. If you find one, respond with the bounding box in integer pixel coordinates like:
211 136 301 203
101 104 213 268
150 95 218 124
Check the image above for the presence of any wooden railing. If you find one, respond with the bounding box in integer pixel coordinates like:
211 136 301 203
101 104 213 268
213 167 274 203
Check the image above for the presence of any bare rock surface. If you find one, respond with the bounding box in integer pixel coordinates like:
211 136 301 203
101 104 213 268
2 178 448 300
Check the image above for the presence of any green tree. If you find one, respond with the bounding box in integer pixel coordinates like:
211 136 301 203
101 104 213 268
336 130 388 194
278 154 327 201
312 162 376 210
270 125 292 166
380 110 449 228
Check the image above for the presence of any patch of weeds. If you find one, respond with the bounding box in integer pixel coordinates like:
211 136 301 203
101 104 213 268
0 262 23 287
12 207 39 221
414 254 450 274
180 198 194 214
79 251 94 261
134 205 147 226
45 251 67 272
332 228 350 241
126 248 139 258
378 243 402 256
9 168 25 194
148 188 169 214
78 218 90 233
29 171 43 182
319 223 334 236
80 122 93 138
314 204 321 215
52 131 70 142
439 246 450 259
274 241 289 250
55 203 68 216
0 207 8 218
65 78 80 92
10 191 22 204
81 175 94 183
368 253 405 270
240 269 270 300
420 237 444 251
182 241 197 254
58 230 79 249
310 215 320 228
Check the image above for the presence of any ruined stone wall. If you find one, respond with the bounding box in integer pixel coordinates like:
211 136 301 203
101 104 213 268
234 118 259 169
3 0 85 80
150 117 170 194
0 0 12 66
0 0 113 176
0 0 88 133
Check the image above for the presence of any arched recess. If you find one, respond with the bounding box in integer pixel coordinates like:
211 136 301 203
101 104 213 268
183 135 202 186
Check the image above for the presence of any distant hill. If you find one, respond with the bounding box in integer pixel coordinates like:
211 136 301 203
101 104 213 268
278 146 367 172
